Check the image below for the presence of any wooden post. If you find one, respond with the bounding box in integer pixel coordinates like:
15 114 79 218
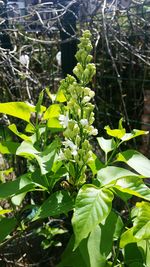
58 0 78 77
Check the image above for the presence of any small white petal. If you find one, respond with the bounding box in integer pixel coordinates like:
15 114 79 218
59 113 69 128
80 119 88 126
83 96 91 103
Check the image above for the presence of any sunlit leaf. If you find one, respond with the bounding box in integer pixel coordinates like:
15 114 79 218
0 209 12 215
121 129 149 143
8 124 31 141
114 176 150 201
0 174 34 199
47 117 63 132
97 166 141 186
33 190 74 221
0 141 20 154
116 150 150 177
56 90 67 103
120 228 139 248
43 104 61 120
88 152 104 175
0 102 35 122
104 125 126 139
133 201 150 239
97 137 116 155
72 185 114 249
16 140 59 175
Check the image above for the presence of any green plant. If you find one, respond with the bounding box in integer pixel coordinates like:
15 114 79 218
0 30 150 266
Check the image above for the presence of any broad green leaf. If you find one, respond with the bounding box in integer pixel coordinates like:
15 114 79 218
11 192 28 206
124 243 144 266
120 228 140 248
100 211 120 256
114 177 150 201
97 166 141 186
88 225 106 267
16 140 59 175
0 141 20 154
47 117 63 132
33 190 74 221
8 124 31 141
0 174 33 199
88 152 104 175
43 104 61 120
57 235 89 267
113 214 124 239
104 125 126 139
138 240 150 267
56 89 67 103
97 137 116 155
0 217 17 243
88 211 119 267
72 185 114 249
116 150 150 177
0 102 35 122
133 201 150 240
25 123 35 133
121 129 149 143
112 187 132 202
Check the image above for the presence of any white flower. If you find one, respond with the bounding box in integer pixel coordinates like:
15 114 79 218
63 139 78 156
80 119 88 126
58 150 65 160
82 96 91 103
89 126 98 136
89 90 95 98
59 113 69 128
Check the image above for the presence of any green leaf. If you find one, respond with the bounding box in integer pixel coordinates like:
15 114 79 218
0 141 20 154
121 129 149 143
25 123 35 133
0 217 17 243
88 152 104 175
97 137 116 155
0 102 36 122
104 125 126 139
56 90 67 103
120 228 140 248
87 211 119 267
35 90 44 114
47 117 63 132
0 209 12 215
114 176 150 201
124 243 144 266
8 124 31 141
72 185 114 249
0 174 34 199
138 240 150 267
57 235 89 267
116 150 150 177
88 225 106 267
43 104 61 120
97 166 140 186
33 190 74 221
16 140 59 175
133 201 150 240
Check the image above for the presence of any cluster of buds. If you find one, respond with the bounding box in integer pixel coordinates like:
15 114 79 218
58 30 97 185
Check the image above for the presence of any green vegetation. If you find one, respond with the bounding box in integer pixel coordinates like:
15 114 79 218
0 31 150 266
